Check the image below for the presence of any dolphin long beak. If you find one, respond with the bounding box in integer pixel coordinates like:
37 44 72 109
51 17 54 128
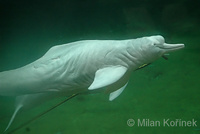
160 43 185 53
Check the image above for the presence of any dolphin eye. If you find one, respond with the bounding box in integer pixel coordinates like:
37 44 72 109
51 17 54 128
153 43 159 46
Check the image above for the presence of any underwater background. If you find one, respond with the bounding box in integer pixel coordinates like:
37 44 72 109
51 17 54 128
0 0 200 134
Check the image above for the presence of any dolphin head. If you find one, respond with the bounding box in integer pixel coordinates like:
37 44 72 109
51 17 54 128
148 35 185 53
135 35 185 63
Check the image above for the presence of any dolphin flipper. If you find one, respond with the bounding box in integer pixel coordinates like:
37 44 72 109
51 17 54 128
88 66 127 90
4 93 61 132
4 103 23 132
109 82 128 101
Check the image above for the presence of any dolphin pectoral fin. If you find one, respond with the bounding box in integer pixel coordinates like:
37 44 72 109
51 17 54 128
88 66 127 90
4 103 23 132
109 82 128 101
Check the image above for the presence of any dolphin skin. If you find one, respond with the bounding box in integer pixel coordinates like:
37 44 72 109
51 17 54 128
0 35 184 131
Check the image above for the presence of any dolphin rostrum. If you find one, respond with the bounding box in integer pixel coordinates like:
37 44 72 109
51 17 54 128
0 35 184 131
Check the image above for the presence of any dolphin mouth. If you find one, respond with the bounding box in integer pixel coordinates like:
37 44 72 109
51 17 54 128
158 43 185 52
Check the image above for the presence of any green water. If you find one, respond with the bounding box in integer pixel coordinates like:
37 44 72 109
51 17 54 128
0 0 200 134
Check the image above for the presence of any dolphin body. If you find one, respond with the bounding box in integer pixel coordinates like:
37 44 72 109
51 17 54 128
0 35 184 131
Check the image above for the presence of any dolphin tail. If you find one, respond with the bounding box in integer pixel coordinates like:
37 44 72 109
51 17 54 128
4 104 23 132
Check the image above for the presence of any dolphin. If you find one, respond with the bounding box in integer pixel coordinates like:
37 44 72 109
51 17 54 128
0 35 184 131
